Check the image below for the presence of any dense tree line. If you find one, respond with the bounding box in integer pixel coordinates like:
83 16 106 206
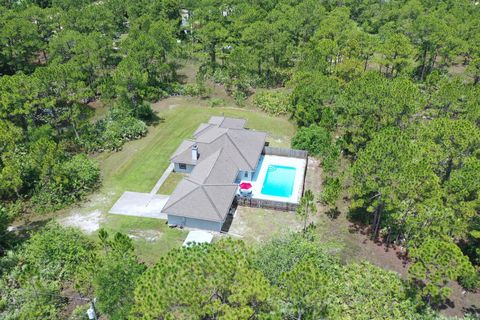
0 0 479 318
0 0 181 218
180 0 480 307
0 225 444 319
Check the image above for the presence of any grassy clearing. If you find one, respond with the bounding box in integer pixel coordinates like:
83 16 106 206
229 207 303 243
55 97 295 264
157 172 185 195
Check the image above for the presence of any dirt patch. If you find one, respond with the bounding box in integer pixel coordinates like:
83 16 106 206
128 229 163 242
151 97 185 111
58 210 103 234
229 207 303 243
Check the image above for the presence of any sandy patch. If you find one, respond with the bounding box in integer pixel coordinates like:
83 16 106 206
58 210 103 234
128 229 163 242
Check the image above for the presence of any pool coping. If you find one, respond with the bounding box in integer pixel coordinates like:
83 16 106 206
247 155 306 204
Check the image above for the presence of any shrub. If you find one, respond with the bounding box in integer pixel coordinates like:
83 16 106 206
31 154 100 212
134 101 155 121
209 98 224 108
253 91 291 115
291 125 331 156
18 223 96 282
232 89 246 106
182 82 209 97
320 177 341 207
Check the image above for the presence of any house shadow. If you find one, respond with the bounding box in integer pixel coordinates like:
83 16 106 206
221 199 238 233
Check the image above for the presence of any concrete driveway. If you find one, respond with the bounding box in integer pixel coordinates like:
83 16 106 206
109 191 169 219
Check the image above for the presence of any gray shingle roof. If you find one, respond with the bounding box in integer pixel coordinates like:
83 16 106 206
188 149 239 185
171 127 266 171
164 116 267 223
209 116 246 129
162 178 237 222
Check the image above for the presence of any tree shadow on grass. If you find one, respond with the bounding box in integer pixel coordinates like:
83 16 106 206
143 112 165 127
437 298 456 311
463 304 480 317
325 207 341 220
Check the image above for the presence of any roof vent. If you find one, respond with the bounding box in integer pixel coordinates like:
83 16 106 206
192 144 198 162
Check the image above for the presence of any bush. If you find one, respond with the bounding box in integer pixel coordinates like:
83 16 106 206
209 98 224 108
253 231 337 285
320 177 341 207
182 82 209 97
291 125 332 156
0 224 97 319
0 205 12 254
90 106 148 151
31 154 100 212
253 91 292 115
18 223 96 282
232 89 246 106
134 101 155 121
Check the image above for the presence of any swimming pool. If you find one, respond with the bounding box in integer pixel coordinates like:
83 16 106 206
261 165 297 198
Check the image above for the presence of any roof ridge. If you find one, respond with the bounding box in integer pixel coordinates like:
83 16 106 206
170 139 195 161
219 117 226 127
194 123 214 137
203 183 237 186
201 148 223 184
201 185 223 220
162 179 199 211
224 131 253 170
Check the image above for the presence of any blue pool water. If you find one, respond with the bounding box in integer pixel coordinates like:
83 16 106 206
261 165 297 198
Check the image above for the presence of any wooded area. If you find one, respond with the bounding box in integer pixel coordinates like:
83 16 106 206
0 0 479 318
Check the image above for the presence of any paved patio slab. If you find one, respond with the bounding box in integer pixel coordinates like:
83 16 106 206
109 191 169 219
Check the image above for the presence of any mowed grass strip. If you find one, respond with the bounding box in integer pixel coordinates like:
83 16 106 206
157 172 185 195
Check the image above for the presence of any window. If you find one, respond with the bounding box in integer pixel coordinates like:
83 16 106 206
244 171 248 178
179 163 187 170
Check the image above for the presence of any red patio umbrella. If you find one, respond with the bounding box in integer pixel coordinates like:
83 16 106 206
239 182 252 190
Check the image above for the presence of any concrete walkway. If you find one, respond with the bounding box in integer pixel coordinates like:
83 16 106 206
150 163 174 194
108 164 175 219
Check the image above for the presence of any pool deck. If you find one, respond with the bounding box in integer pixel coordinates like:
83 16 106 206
240 155 306 204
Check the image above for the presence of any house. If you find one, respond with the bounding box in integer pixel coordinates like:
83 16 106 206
162 116 267 232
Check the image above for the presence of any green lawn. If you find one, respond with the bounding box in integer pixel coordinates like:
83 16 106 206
99 215 187 264
96 103 295 196
58 101 296 264
157 172 185 195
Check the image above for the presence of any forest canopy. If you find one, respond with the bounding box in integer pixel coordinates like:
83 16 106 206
0 0 479 318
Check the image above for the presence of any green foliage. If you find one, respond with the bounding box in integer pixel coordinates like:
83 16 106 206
320 177 341 207
297 190 316 233
336 72 423 153
255 232 425 319
31 153 100 212
291 125 331 157
253 232 337 286
18 223 96 282
290 72 339 127
0 223 97 319
132 239 274 319
0 205 12 254
94 230 146 320
409 237 477 304
291 125 340 173
253 90 291 116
